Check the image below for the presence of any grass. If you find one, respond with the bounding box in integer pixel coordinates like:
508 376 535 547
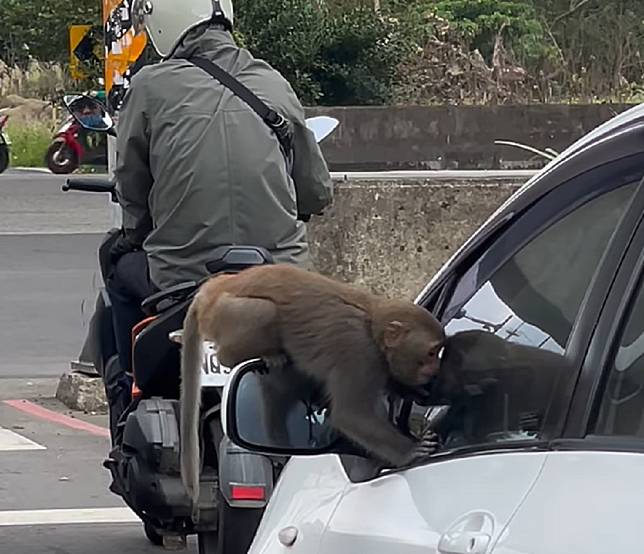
5 120 55 168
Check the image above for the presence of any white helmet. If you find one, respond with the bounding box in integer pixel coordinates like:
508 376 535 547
131 0 234 58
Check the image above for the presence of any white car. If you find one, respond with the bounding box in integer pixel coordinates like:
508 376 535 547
223 103 644 554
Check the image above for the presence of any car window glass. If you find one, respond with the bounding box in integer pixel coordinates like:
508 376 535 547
414 182 637 449
595 274 644 437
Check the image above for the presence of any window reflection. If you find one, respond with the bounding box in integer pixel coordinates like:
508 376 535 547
446 282 565 355
427 183 637 448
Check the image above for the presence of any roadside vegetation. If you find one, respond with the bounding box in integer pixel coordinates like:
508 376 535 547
5 120 54 167
1 0 643 166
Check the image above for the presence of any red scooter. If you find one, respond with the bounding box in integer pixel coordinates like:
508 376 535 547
45 96 108 174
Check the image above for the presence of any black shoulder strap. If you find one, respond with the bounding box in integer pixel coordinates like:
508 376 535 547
186 56 293 165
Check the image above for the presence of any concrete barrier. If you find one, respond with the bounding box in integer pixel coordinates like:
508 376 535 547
306 104 636 171
308 175 526 300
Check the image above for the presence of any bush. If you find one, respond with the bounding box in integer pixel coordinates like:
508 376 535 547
430 0 552 65
315 8 409 105
6 120 54 167
236 0 409 105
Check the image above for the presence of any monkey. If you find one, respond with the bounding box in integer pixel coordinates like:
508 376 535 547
431 329 570 443
179 264 445 507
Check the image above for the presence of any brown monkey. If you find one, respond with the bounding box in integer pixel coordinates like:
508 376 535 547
180 264 445 506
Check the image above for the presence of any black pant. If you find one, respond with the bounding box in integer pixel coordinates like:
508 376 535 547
105 251 158 373
103 251 157 444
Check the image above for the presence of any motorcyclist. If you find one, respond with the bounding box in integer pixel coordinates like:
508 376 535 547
105 0 333 432
75 100 105 130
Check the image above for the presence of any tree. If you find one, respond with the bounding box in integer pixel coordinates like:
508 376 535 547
0 0 101 66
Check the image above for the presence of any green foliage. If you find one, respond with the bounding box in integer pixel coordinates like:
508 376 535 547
419 0 552 65
2 0 643 105
6 120 55 167
235 0 326 104
236 0 409 105
315 8 409 105
0 0 101 66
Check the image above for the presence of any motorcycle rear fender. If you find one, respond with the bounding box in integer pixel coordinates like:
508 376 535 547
218 435 275 509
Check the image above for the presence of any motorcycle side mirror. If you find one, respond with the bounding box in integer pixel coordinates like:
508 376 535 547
305 116 339 143
63 94 116 137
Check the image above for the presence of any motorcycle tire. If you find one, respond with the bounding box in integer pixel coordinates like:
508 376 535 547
197 492 264 554
143 521 164 547
0 145 8 174
45 139 79 175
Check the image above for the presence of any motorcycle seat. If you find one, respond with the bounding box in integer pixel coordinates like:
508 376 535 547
140 245 275 316
204 245 274 274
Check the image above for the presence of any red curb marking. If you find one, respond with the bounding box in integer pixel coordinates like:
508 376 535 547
3 400 110 438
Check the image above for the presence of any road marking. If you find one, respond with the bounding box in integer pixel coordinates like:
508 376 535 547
0 427 46 452
11 167 53 174
4 400 110 439
0 508 140 526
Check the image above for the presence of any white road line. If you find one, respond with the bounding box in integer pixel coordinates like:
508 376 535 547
0 508 140 526
11 167 53 174
0 427 46 452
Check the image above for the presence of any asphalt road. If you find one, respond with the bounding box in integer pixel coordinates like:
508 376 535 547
0 379 198 553
0 171 112 378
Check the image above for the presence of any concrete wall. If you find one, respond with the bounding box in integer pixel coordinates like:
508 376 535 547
307 177 526 300
306 104 636 171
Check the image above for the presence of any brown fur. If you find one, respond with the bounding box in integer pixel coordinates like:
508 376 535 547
180 264 445 508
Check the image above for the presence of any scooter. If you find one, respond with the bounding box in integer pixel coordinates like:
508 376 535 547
46 92 108 174
62 94 338 553
0 110 10 174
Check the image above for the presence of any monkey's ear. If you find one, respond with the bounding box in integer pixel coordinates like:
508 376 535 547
383 320 409 348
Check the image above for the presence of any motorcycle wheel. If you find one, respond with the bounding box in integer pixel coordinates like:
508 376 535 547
143 521 164 547
197 492 264 554
45 139 79 174
0 145 8 174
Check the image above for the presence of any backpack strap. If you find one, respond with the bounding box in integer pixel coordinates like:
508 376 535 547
186 56 294 171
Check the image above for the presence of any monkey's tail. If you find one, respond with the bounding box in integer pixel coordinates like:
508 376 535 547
180 298 202 515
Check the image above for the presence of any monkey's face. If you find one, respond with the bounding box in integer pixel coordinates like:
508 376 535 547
385 328 444 387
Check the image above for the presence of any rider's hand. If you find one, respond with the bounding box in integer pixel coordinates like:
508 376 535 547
109 233 138 265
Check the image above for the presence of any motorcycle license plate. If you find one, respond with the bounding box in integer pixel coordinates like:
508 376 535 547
200 341 233 388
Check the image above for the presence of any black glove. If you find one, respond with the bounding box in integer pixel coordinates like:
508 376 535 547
109 232 138 265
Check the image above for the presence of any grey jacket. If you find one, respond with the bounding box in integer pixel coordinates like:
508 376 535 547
114 26 333 290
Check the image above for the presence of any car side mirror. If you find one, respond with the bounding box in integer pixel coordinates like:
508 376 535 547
63 94 116 136
223 359 342 456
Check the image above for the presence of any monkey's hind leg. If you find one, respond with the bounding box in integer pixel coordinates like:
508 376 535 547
206 293 282 368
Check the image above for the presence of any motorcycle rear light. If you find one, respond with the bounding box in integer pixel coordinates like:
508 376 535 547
230 485 266 501
131 381 142 400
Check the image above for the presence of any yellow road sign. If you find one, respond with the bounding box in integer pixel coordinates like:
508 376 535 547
69 24 93 80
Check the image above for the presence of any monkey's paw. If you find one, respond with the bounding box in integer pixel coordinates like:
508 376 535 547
409 429 442 464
